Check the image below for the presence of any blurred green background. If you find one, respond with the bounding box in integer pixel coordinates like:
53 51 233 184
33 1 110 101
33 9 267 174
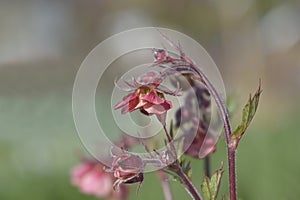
1 0 300 199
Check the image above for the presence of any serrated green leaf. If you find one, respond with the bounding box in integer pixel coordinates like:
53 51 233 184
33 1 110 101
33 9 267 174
231 81 262 142
201 162 224 200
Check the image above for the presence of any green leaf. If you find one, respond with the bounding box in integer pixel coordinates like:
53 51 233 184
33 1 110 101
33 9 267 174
201 162 224 200
231 81 262 143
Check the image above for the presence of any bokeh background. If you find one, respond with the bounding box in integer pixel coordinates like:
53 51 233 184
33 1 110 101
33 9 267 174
1 0 300 199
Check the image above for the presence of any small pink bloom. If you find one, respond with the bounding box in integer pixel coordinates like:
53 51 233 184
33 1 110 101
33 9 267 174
153 49 168 63
71 161 94 186
114 71 177 125
139 91 172 115
153 48 182 63
114 92 140 114
71 161 127 199
109 153 144 192
114 88 172 115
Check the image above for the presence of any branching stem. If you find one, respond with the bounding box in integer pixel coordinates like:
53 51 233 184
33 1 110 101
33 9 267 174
161 124 203 200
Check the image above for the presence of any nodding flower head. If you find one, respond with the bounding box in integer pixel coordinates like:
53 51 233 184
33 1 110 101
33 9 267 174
114 71 174 116
175 84 215 159
108 152 145 192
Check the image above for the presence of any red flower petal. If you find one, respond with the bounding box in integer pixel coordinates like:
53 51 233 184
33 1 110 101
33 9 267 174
142 100 172 115
114 91 142 114
79 169 112 197
140 91 164 105
114 92 138 110
71 162 94 186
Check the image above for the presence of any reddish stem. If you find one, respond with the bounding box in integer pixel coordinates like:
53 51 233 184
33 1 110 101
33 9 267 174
154 34 237 199
228 148 236 200
176 165 202 200
179 63 236 200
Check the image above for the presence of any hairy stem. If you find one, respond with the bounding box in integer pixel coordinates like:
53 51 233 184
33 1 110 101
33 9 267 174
189 65 231 143
188 64 236 200
175 164 202 200
228 148 236 200
157 170 173 200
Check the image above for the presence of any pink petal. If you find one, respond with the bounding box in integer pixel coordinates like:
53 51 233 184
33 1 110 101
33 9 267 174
114 92 138 110
71 162 93 186
143 104 162 114
131 99 148 111
79 169 113 198
114 91 141 114
121 95 142 114
140 91 164 105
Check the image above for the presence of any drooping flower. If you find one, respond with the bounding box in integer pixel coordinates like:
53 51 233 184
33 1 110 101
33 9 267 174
114 71 173 116
107 151 145 192
175 83 216 159
71 160 127 199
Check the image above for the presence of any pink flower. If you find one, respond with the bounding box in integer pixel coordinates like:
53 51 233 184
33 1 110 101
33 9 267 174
114 71 179 124
114 87 172 115
153 49 168 63
109 152 144 192
71 160 127 199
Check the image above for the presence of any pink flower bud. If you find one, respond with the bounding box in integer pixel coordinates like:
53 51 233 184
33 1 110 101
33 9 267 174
153 49 168 63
